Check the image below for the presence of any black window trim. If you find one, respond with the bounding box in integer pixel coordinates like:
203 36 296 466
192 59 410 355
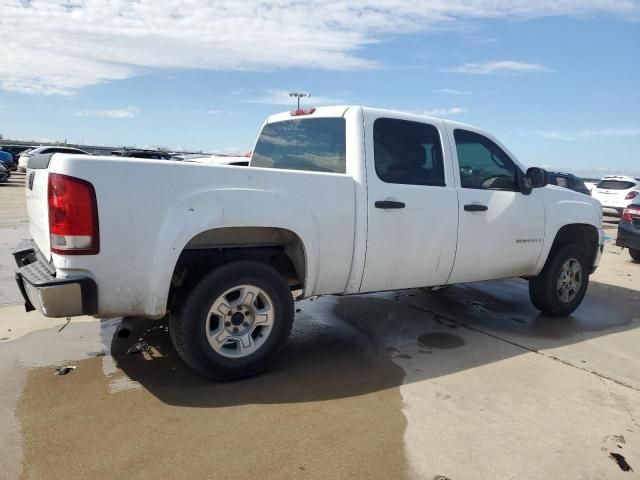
372 117 447 188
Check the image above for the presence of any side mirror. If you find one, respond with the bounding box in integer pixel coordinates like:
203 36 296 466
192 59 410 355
526 167 549 189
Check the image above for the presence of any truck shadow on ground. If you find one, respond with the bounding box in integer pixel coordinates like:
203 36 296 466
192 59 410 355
111 277 639 408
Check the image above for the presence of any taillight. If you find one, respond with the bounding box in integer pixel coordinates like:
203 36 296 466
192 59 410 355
625 191 639 200
290 108 316 116
48 173 99 255
622 207 640 222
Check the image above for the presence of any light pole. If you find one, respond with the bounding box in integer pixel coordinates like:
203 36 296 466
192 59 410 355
289 91 310 109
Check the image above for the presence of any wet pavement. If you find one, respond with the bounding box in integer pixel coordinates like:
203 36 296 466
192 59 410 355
1 174 639 479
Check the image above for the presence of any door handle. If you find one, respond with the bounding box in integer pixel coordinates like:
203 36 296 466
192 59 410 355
375 200 405 209
464 204 488 212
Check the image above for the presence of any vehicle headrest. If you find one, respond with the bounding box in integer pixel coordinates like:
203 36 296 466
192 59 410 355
396 143 426 168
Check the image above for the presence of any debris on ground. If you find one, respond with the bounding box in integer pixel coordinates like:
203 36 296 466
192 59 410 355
57 317 71 332
54 366 76 376
610 452 633 472
127 340 151 354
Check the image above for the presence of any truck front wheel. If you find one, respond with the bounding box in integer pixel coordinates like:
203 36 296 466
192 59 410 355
528 244 589 317
169 260 294 380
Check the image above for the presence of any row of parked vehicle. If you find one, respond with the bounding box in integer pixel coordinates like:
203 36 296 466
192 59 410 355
547 171 640 213
0 144 251 177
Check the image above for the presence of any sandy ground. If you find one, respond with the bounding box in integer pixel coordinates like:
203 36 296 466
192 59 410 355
0 172 638 479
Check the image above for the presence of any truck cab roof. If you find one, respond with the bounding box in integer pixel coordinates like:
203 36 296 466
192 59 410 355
266 105 478 128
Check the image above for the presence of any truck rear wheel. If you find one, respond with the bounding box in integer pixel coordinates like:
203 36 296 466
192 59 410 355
629 248 640 262
169 260 294 380
528 244 589 317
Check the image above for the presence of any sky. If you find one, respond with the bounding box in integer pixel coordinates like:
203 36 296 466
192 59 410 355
0 0 639 178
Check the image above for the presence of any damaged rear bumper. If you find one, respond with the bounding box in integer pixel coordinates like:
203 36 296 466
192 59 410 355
14 239 97 317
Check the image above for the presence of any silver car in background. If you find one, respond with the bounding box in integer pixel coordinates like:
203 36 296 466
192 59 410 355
18 146 90 172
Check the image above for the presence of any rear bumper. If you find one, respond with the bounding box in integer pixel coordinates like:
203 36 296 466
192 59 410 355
595 196 630 209
14 240 97 317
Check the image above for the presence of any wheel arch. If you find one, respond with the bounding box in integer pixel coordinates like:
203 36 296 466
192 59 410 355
542 223 600 272
167 226 308 312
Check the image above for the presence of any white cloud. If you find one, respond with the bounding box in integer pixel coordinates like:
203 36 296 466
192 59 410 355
74 106 139 118
421 107 466 116
433 89 473 95
533 128 640 141
1 1 638 95
445 61 550 75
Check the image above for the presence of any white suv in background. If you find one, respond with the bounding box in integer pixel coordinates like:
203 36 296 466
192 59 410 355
591 175 640 216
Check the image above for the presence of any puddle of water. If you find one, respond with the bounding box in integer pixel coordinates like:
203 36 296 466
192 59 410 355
15 298 412 479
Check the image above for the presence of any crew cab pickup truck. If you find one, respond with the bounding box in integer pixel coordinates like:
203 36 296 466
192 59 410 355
15 106 604 380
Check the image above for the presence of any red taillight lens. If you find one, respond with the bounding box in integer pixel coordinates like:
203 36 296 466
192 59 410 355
48 173 99 255
625 191 639 200
290 108 316 116
622 208 640 222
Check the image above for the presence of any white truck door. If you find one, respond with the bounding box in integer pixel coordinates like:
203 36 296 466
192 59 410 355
359 112 459 292
446 126 545 283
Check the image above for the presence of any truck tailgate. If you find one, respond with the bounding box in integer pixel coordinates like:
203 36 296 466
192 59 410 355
25 157 52 259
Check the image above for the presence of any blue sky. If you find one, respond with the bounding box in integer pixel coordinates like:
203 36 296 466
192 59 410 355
1 1 639 177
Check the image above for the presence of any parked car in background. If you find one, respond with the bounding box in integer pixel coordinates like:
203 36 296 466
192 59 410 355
181 154 249 166
14 106 604 380
0 163 9 182
617 204 640 262
18 146 90 172
582 178 600 195
547 171 590 195
591 175 640 216
111 149 172 160
0 150 14 171
1 145 33 170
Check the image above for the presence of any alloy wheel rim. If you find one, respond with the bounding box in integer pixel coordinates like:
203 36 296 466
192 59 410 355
205 284 275 358
556 258 582 303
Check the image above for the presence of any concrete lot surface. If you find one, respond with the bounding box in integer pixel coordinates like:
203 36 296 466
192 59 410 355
1 172 639 479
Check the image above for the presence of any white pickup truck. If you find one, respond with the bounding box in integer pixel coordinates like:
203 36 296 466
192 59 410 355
15 106 604 380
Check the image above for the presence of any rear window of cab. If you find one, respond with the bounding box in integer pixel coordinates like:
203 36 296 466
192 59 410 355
251 118 346 173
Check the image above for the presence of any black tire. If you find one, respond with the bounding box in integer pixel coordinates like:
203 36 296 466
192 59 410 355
529 244 589 317
169 260 294 381
630 248 640 262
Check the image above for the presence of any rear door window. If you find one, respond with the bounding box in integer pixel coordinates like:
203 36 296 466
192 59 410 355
252 118 346 173
373 118 445 186
597 180 636 190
